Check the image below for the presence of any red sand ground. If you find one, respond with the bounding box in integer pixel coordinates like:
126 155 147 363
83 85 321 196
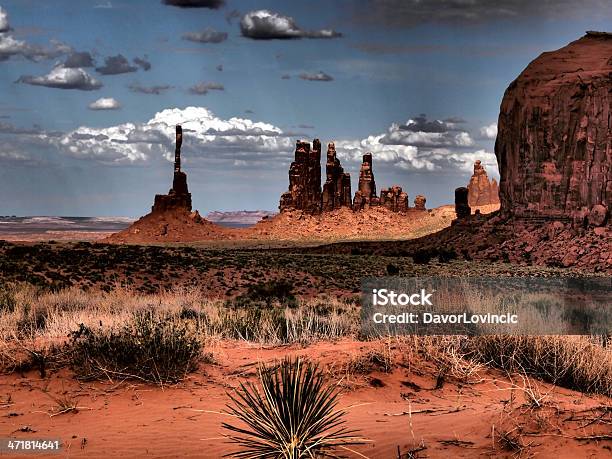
1 339 609 458
0 205 500 244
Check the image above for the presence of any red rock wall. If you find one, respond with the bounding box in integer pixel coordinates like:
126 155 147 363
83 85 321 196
495 32 611 224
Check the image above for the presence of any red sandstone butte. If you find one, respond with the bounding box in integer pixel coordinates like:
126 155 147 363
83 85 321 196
495 31 611 225
467 160 499 207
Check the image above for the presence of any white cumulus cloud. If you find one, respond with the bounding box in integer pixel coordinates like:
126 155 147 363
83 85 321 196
17 66 102 90
381 120 474 148
480 123 497 139
0 6 10 32
53 106 294 164
446 149 498 173
240 10 341 39
0 6 70 62
88 97 122 110
332 117 495 173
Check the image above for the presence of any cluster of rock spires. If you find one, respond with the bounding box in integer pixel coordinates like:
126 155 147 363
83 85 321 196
108 32 609 272
467 160 499 207
279 140 322 214
322 142 352 211
454 161 501 218
280 141 426 214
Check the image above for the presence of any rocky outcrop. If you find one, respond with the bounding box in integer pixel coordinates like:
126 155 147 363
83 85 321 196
322 142 352 211
152 125 192 213
455 187 471 219
279 139 322 214
495 31 612 224
467 160 500 207
353 153 380 210
380 186 408 212
414 195 427 211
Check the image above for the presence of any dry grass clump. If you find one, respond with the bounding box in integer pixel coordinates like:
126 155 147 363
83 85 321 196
223 357 365 458
0 286 358 383
196 301 356 344
462 335 612 397
401 335 611 396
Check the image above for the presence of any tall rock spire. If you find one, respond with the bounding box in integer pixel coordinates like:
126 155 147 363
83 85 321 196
174 124 182 173
152 124 192 213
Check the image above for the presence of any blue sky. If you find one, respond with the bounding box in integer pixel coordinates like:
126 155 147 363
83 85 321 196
0 0 610 216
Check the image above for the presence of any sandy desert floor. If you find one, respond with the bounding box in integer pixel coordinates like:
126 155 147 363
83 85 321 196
1 339 610 458
0 205 500 244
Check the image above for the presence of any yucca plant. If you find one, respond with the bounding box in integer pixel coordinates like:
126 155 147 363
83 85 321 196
223 358 364 458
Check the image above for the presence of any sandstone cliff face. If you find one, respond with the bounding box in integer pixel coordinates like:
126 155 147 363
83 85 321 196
467 160 500 207
495 32 611 224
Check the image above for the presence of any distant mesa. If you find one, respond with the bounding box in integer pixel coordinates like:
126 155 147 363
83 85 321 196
206 210 277 226
279 139 426 214
467 160 499 207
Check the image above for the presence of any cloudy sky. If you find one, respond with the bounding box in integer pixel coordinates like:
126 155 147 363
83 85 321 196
0 0 610 216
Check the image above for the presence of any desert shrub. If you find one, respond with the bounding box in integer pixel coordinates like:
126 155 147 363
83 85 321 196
347 346 393 375
204 299 357 344
69 309 201 384
179 306 200 320
218 307 286 341
242 280 296 307
411 249 434 265
437 248 458 263
224 358 364 458
386 263 400 275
